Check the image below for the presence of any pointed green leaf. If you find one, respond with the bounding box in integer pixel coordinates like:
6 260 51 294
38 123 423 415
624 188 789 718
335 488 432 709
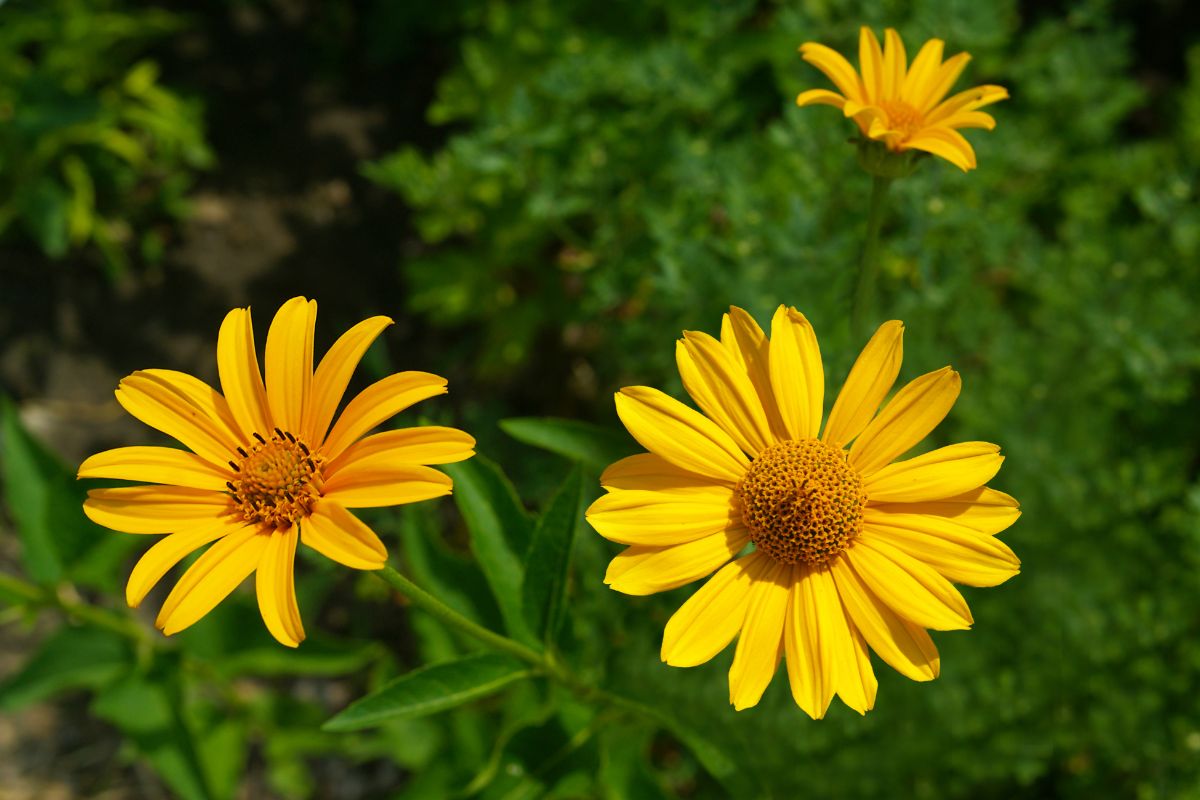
522 465 586 646
0 626 132 711
500 417 637 470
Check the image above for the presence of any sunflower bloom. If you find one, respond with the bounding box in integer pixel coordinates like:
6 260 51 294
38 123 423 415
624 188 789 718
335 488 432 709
796 27 1008 171
586 307 1019 717
79 297 474 647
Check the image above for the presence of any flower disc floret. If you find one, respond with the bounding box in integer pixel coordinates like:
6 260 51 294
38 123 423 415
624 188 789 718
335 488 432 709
228 428 322 529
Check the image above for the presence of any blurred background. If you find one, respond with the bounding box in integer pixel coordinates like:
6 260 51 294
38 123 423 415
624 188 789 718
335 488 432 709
2 0 1200 797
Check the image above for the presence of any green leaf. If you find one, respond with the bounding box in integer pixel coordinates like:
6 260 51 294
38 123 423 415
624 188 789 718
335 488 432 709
500 417 638 471
522 465 586 646
19 177 70 258
323 653 530 732
217 637 382 678
443 457 535 644
0 626 131 711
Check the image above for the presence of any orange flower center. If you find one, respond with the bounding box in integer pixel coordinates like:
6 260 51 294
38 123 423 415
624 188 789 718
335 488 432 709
879 99 924 137
227 428 322 529
736 439 867 565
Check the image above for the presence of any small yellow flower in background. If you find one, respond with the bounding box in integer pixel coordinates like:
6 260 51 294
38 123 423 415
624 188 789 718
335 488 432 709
587 307 1019 718
797 27 1008 171
79 297 474 647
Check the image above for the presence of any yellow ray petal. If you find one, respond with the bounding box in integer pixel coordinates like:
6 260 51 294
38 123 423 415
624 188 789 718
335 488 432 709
264 297 317 435
904 128 977 171
157 527 269 636
864 442 1003 503
858 27 884 103
604 527 748 596
721 307 788 440
321 372 448 459
302 501 387 569
862 512 1020 587
843 539 972 631
321 461 452 508
926 85 1009 125
116 372 241 466
587 486 738 546
728 556 789 710
217 307 273 441
795 88 848 109
661 554 756 667
304 315 393 446
799 42 864 102
849 366 960 476
900 38 944 105
678 331 774 456
868 486 1021 535
938 110 996 131
614 387 749 484
818 566 878 714
84 485 233 534
919 52 971 112
881 28 907 99
126 523 235 607
600 453 731 492
140 369 246 448
822 321 904 449
256 526 305 647
767 306 824 441
783 563 836 719
326 426 476 474
79 446 231 491
831 554 940 681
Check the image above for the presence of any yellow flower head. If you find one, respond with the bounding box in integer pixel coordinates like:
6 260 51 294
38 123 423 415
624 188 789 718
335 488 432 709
797 27 1008 171
79 297 475 647
587 307 1020 718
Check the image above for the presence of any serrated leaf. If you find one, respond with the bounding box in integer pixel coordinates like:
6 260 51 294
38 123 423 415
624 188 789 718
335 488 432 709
522 465 585 646
324 653 530 732
500 417 637 471
0 626 132 711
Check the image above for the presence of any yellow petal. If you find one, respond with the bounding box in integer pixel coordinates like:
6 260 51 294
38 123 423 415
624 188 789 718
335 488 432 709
831 554 940 681
864 442 1003 502
217 308 273 441
904 128 977 171
768 306 824 441
614 387 749 484
919 51 971 112
795 88 847 109
783 564 835 719
661 554 756 667
849 366 960 476
858 27 884 102
303 315 393 446
822 321 904 448
900 38 944 105
678 331 774 455
302 501 387 569
126 523 234 607
140 369 246 448
721 307 787 440
587 486 738 546
79 446 230 491
322 461 452 508
868 486 1020 535
600 453 729 492
728 556 789 711
157 527 269 636
116 372 240 466
604 527 748 596
926 85 1009 124
938 110 996 131
326 426 475 474
84 486 232 534
881 28 907 99
256 527 305 647
843 539 972 631
321 372 448 460
818 566 878 715
264 297 317 435
862 511 1020 587
799 42 864 102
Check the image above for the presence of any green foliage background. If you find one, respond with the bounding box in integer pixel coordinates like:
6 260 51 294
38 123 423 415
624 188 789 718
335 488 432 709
2 0 1200 797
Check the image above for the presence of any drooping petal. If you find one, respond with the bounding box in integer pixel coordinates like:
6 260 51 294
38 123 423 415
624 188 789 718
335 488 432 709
858 27 885 102
321 372 448 459
862 510 1020 587
217 308 273 442
822 321 904 449
264 297 317 435
126 523 235 607
156 527 270 636
849 366 960 476
661 555 756 667
919 51 971 112
783 564 836 719
904 128 977 171
881 28 907 99
799 42 864 102
84 486 233 534
116 372 242 466
304 315 393 446
795 88 848 109
256 526 305 647
600 453 730 492
587 485 738 546
842 539 972 631
721 307 787 439
728 556 790 711
326 426 475 475
864 442 1003 503
768 306 824 441
900 38 944 105
302 501 387 569
79 446 231 492
614 387 749 484
868 486 1020 535
604 527 749 596
678 331 774 456
322 460 453 508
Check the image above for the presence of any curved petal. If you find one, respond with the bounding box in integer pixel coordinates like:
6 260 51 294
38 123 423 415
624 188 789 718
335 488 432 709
217 308 273 441
920 52 971 112
926 85 1009 124
728 555 789 711
795 88 847 109
881 28 907 99
322 461 452 508
126 523 236 607
256 526 305 647
326 426 475 475
321 372 448 460
849 366 960 476
768 306 824 441
799 42 864 102
938 111 996 131
721 307 787 438
900 38 944 105
862 511 1020 587
864 442 1003 503
302 501 387 569
587 485 738 546
140 369 246 448
858 27 884 103
116 372 241 466
868 486 1020 535
661 554 756 667
904 128 977 171
304 315 393 446
823 321 904 448
614 387 749 484
84 485 233 534
600 453 730 492
604 526 749 596
842 539 972 631
264 297 317 435
156 527 269 636
678 331 774 456
79 446 231 491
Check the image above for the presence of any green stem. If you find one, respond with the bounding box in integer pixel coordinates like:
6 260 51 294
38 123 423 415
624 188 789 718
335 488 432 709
0 572 149 643
850 175 893 341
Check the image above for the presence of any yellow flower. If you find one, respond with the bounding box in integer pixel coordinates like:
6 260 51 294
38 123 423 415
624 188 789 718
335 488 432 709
587 307 1019 717
79 297 474 647
796 27 1008 171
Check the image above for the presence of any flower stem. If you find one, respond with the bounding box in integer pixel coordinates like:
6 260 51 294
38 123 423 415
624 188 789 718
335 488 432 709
850 174 893 341
0 571 150 643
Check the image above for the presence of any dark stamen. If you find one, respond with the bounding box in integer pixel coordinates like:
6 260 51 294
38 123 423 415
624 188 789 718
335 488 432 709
305 457 315 471
236 446 249 457
298 441 310 455
284 430 296 443
226 481 237 492
228 460 240 472
274 426 285 439
253 431 267 444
